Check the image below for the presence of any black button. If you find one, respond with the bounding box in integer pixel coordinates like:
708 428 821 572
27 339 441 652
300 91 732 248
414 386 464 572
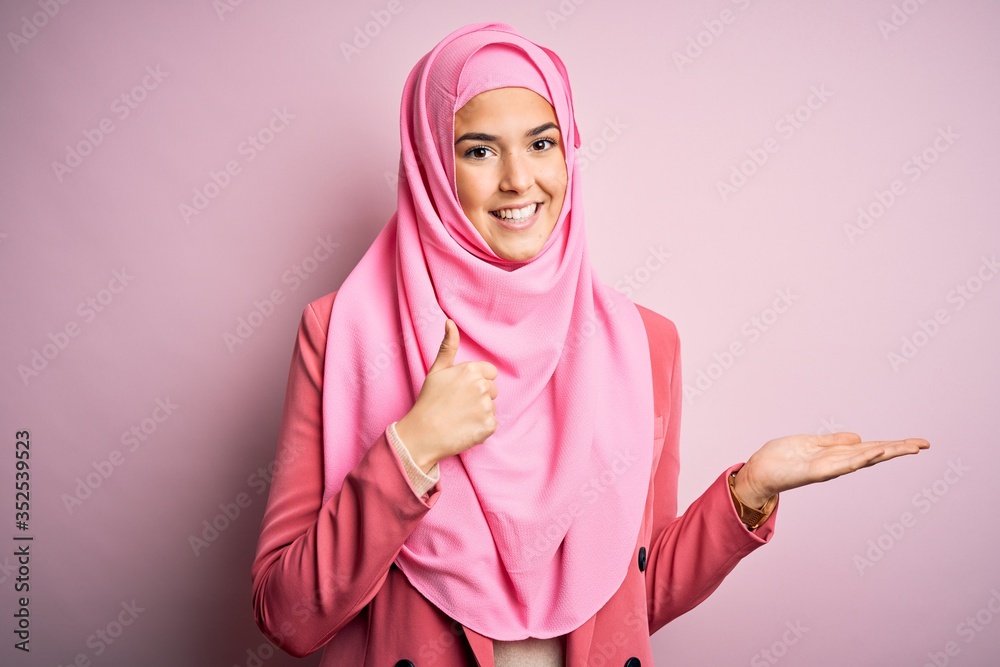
625 658 641 667
394 661 415 667
637 546 647 572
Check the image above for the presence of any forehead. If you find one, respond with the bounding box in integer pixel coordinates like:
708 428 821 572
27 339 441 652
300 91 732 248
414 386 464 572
454 87 556 127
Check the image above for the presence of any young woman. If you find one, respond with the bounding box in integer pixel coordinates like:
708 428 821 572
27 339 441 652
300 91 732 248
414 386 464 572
250 22 929 666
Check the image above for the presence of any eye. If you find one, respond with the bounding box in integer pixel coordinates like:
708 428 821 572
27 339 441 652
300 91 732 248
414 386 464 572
532 138 558 151
463 145 492 160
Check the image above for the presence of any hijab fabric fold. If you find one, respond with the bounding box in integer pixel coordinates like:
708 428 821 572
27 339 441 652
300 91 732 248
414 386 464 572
320 21 654 639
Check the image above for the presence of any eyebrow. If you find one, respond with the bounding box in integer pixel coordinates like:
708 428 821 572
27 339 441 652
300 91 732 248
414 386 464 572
454 122 560 146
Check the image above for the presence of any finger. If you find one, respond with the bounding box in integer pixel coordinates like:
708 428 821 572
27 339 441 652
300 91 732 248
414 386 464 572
477 377 498 400
845 441 926 470
860 438 930 451
831 438 922 460
888 437 930 451
869 441 926 462
847 447 886 471
817 439 929 466
428 319 459 374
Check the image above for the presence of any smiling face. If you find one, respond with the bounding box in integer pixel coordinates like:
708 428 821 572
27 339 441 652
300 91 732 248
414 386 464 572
453 87 568 262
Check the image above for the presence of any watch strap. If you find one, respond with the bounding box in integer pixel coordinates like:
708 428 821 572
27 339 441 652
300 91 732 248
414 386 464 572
729 470 777 530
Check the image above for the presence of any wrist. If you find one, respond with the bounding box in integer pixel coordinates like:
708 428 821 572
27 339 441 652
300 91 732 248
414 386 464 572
729 466 778 531
733 463 773 509
394 416 438 474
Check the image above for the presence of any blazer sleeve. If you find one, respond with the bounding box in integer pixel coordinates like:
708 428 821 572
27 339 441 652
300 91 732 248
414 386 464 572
644 319 779 634
250 296 442 657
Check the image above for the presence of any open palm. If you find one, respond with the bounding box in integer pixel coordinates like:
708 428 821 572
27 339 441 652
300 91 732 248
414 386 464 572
739 432 931 502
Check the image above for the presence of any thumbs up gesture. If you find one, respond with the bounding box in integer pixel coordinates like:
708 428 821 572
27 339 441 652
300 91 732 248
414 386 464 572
395 319 499 472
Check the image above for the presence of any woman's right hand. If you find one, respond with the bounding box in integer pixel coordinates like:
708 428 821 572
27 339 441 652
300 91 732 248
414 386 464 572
395 318 499 471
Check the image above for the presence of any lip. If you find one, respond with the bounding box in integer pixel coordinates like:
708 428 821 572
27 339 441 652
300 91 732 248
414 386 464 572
489 202 542 231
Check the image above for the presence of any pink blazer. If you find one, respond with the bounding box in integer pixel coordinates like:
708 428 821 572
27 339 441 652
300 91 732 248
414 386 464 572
250 290 778 666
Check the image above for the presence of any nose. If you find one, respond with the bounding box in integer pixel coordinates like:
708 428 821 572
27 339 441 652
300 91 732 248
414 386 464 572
498 153 533 194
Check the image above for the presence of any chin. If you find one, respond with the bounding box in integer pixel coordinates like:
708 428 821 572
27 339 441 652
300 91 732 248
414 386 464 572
496 242 545 262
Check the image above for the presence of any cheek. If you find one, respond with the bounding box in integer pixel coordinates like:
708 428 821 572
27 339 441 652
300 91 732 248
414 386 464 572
542 165 568 202
454 164 489 210
453 168 472 212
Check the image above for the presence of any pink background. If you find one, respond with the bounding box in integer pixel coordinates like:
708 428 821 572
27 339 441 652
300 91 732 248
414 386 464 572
2 1 998 665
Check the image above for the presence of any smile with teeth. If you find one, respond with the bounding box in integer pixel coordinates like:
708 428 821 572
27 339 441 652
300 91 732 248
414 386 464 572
489 202 538 220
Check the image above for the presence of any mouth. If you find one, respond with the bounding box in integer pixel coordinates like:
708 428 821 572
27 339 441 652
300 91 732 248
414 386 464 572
488 202 541 230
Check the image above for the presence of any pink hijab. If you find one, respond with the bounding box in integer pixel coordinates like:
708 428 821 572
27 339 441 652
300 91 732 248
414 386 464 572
320 21 654 639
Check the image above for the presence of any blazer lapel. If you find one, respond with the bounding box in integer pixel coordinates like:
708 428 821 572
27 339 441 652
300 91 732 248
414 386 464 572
565 613 596 665
462 625 495 667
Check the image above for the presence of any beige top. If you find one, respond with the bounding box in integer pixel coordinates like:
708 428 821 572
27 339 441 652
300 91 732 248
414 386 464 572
387 421 566 666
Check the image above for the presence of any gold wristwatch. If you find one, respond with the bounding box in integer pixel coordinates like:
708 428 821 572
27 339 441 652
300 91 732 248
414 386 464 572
728 470 777 531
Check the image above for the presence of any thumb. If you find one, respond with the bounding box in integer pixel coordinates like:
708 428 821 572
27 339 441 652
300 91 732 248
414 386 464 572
428 318 459 374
